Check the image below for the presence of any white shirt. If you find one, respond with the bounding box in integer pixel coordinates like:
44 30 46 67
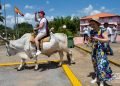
106 27 113 35
38 18 47 33
112 26 117 34
83 27 89 34
83 27 90 36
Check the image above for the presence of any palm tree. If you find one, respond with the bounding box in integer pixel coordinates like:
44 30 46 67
0 2 4 22
0 12 4 22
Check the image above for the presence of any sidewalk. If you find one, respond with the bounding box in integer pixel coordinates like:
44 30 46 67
74 35 120 45
74 36 120 67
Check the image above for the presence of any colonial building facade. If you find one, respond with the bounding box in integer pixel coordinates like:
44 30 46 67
80 13 120 32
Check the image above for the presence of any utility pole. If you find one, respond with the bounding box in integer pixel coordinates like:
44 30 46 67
14 6 17 39
14 7 19 39
16 13 19 38
3 0 7 38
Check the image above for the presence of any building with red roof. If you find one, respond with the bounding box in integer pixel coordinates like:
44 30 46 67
80 13 120 32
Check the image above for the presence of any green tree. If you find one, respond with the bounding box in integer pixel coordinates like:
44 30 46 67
0 15 4 22
0 11 4 22
0 2 4 22
14 22 33 38
0 24 13 39
48 16 80 36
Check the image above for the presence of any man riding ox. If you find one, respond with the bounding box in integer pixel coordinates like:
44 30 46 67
34 11 49 56
0 11 75 71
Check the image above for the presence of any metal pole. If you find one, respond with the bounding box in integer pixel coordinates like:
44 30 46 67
16 13 19 38
4 1 7 38
14 6 17 39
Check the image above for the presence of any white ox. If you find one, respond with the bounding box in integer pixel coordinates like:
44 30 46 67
0 32 75 70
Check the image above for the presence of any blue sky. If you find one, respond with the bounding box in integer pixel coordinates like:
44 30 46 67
1 0 120 27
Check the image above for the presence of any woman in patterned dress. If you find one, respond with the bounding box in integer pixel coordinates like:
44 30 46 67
89 18 113 86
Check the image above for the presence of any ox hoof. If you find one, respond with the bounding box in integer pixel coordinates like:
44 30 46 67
17 67 24 71
71 61 75 64
58 63 62 67
67 59 75 65
67 56 75 64
17 69 22 71
17 63 26 71
34 68 39 71
34 65 39 71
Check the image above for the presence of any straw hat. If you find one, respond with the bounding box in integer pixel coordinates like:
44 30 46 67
89 16 101 25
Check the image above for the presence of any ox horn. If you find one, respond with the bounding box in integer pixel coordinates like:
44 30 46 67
0 35 9 43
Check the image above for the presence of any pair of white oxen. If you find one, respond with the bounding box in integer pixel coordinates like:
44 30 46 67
0 32 75 71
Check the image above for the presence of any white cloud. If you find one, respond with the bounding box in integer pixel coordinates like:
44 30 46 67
25 5 34 9
46 1 50 4
7 15 13 19
100 6 110 12
49 8 55 12
90 10 101 15
6 15 15 28
5 13 54 28
81 4 101 15
5 4 11 8
71 14 75 20
79 4 110 16
100 6 105 10
83 4 93 15
5 13 35 28
24 13 34 20
46 16 54 21
2 3 11 10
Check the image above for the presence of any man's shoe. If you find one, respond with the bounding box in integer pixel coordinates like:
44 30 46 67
36 50 41 55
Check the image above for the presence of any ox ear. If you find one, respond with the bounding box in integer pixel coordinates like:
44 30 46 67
0 35 9 44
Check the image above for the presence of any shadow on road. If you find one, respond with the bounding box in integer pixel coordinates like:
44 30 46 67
38 61 59 72
14 60 72 71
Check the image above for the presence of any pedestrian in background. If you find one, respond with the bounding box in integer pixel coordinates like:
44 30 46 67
103 23 113 55
112 24 118 43
104 23 113 42
109 25 114 43
83 26 90 45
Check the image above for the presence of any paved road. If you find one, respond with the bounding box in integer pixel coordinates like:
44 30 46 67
74 35 120 45
0 45 71 86
70 47 120 86
0 45 120 86
0 63 71 86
